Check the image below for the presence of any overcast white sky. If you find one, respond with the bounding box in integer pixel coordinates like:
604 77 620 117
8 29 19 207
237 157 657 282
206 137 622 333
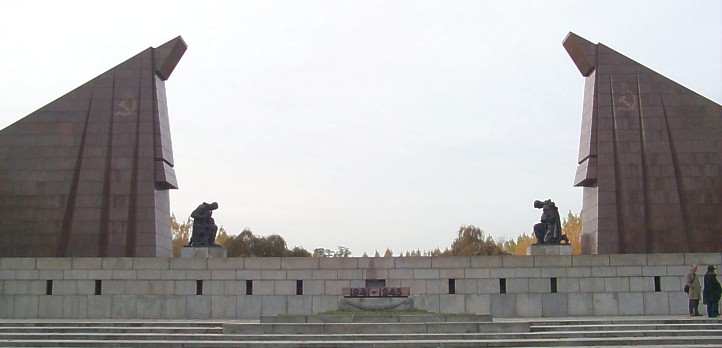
1 1 720 255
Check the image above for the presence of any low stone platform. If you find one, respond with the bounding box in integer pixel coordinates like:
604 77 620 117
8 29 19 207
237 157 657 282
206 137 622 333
527 244 572 255
180 246 227 258
339 297 414 311
260 313 492 323
222 321 529 334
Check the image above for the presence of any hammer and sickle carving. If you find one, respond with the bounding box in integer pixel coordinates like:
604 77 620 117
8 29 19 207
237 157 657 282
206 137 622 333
115 97 137 117
616 95 636 111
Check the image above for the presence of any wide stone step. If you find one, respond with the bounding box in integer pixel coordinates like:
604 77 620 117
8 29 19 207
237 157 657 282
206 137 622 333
0 326 223 334
531 323 722 332
0 329 720 341
0 320 224 327
529 318 722 326
223 321 529 334
0 336 720 347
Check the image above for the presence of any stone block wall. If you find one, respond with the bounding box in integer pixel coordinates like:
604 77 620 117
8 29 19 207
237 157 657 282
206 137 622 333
0 254 719 319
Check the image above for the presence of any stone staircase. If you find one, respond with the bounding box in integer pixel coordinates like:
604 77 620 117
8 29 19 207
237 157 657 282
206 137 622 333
0 317 719 347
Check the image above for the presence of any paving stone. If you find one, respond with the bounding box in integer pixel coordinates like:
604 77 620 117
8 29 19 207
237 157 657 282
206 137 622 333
540 267 568 277
357 257 395 269
111 295 137 318
302 269 336 280
170 258 207 270
465 294 490 314
439 294 465 313
431 257 469 268
610 254 647 266
413 269 439 279
87 295 112 318
38 295 64 318
592 293 618 315
490 294 516 317
579 277 606 292
336 269 363 280
529 278 550 293
136 295 163 318
210 295 237 319
287 295 314 315
572 255 610 266
557 278 580 293
541 293 568 317
237 295 262 318
643 292 670 315
71 258 102 269
470 255 502 268
425 279 447 294
502 256 533 267
400 279 426 295
438 268 465 279
0 258 36 270
280 257 318 269
311 295 337 314
413 294 440 312
478 279 501 294
261 295 287 315
162 295 186 319
464 268 490 278
515 293 542 317
647 253 684 265
616 266 642 276
394 257 431 269
685 253 721 266
568 293 594 315
534 256 572 267
604 277 629 292
207 258 244 270
618 292 644 315
186 296 211 319
319 258 359 269
591 266 617 277
244 257 281 270
36 258 72 270
102 258 134 270
630 276 654 292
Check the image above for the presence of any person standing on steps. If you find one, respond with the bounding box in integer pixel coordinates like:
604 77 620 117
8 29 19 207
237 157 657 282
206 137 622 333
703 265 721 318
685 265 702 316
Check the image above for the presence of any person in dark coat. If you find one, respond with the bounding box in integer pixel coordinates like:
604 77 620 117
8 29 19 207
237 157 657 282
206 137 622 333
703 265 721 318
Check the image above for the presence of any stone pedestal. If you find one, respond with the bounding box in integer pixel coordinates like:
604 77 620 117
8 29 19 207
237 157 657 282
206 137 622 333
180 246 227 258
339 297 414 311
527 244 572 256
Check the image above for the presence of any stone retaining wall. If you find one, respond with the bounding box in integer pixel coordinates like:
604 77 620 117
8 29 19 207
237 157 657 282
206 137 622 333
0 253 719 319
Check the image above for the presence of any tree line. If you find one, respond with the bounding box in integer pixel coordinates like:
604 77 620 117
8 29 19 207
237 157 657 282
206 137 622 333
171 211 583 257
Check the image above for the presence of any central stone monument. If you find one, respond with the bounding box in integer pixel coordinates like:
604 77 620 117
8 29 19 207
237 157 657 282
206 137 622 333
564 32 721 254
0 36 186 257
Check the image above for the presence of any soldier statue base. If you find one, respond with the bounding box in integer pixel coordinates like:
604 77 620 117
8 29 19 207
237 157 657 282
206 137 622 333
181 246 227 258
527 244 572 256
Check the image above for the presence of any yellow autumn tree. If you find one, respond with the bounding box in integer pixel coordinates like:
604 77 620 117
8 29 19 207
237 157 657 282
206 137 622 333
449 225 505 256
503 233 536 255
214 227 231 248
562 210 582 255
170 215 191 257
